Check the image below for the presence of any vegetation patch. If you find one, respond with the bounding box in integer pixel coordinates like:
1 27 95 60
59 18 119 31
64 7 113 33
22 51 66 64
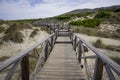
0 40 3 48
92 39 120 51
70 19 102 28
56 15 71 21
0 26 5 33
3 30 24 43
0 56 9 62
2 22 34 43
30 29 39 37
110 56 120 65
94 10 112 19
5 23 32 34
0 20 4 25
41 26 50 33
72 26 120 39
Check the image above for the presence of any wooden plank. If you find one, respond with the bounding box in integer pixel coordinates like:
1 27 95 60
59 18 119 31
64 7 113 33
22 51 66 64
34 37 86 80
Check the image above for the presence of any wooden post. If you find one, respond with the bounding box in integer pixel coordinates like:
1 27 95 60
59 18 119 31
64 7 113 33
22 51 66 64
78 41 82 63
51 36 53 50
74 36 77 51
45 41 48 61
93 57 103 80
21 55 29 80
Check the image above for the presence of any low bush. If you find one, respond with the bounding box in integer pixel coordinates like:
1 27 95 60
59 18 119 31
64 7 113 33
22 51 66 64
5 23 32 34
0 27 5 33
5 23 20 34
94 10 112 18
56 15 71 21
70 19 102 28
3 30 24 43
30 29 39 37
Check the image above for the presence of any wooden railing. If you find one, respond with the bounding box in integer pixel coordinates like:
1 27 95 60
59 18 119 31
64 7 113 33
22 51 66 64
0 24 120 80
69 29 120 80
0 29 59 80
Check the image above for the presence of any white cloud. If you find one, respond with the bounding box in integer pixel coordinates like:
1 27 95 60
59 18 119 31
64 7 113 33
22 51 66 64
0 0 120 20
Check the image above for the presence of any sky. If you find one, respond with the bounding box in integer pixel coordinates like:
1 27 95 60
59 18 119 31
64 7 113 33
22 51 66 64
0 0 120 20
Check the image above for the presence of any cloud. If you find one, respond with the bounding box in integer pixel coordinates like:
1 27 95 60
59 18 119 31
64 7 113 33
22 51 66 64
0 0 120 20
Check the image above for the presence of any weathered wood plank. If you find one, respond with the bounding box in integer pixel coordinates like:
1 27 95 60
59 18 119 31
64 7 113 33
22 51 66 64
34 37 86 80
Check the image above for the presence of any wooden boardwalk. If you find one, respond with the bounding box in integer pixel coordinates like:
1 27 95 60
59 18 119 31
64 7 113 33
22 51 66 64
34 36 86 80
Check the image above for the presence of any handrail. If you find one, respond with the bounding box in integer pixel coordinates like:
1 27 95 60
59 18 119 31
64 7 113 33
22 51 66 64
0 29 59 80
67 27 120 80
74 33 120 75
69 31 120 80
0 33 54 71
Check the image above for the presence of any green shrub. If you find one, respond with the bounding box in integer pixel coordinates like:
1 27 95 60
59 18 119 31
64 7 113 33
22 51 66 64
30 29 39 37
3 30 24 43
56 15 71 21
70 19 102 28
94 11 112 18
0 27 5 33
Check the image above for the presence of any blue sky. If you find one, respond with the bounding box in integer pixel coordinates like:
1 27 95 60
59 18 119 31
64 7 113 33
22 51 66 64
0 0 120 20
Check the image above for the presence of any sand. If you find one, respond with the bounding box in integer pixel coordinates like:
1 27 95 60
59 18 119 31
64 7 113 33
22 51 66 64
0 29 49 58
76 33 120 46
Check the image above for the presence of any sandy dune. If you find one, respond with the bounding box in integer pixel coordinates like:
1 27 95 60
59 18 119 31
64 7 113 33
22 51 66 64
76 33 120 46
0 29 49 57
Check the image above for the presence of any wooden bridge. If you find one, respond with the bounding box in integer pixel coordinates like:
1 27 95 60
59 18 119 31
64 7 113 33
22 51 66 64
0 25 120 80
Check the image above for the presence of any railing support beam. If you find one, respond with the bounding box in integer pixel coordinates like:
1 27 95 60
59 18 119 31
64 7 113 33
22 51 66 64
93 57 103 80
21 55 30 80
78 41 82 63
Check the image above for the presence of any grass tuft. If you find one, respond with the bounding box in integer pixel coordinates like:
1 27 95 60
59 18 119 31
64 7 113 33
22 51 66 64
0 56 9 62
0 26 5 33
92 39 120 51
30 29 39 37
3 30 24 43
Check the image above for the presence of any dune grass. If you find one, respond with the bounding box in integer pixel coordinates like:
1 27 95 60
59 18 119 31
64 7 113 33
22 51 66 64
92 39 120 52
0 27 5 33
30 29 39 37
0 56 9 62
